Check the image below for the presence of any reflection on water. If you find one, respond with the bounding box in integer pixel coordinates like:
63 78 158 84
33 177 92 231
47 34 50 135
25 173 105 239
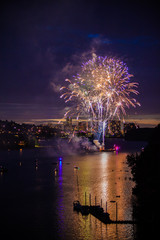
71 152 134 221
0 140 146 239
57 159 65 238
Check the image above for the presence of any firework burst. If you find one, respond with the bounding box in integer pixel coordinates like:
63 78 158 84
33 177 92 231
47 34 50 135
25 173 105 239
60 54 140 124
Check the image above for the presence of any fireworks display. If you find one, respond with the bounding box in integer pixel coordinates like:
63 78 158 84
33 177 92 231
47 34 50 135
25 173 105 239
60 54 140 123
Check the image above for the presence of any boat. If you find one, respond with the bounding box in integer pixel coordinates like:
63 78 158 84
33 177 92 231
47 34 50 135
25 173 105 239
73 200 89 215
100 148 115 152
89 205 111 223
100 144 120 152
73 200 81 211
73 200 111 220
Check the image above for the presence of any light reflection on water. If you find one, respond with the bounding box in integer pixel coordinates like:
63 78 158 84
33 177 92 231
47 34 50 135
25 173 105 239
54 151 137 239
0 140 146 239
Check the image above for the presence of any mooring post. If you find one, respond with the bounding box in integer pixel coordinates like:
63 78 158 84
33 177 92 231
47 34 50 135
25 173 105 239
116 202 118 221
89 193 91 206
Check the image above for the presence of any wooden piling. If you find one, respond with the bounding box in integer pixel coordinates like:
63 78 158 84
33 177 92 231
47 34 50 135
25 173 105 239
89 193 91 206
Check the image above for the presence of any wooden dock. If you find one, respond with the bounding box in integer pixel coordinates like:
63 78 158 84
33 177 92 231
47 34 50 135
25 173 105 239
73 200 136 225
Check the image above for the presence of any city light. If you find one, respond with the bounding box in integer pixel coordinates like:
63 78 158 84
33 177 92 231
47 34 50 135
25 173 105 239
59 157 63 161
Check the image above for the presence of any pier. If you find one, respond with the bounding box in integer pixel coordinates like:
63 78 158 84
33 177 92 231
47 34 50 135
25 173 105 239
73 193 136 225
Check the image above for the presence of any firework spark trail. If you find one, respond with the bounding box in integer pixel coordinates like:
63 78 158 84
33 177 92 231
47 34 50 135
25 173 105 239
60 54 140 145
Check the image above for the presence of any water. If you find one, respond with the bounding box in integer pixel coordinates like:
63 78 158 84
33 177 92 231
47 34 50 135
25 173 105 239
0 139 146 239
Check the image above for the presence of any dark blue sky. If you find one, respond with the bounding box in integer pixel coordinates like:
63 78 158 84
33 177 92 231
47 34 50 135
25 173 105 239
0 0 160 125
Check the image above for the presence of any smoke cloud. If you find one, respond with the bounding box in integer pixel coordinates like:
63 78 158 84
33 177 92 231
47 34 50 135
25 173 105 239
45 136 98 157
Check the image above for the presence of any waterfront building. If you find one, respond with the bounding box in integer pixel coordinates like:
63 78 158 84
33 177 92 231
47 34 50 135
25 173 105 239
107 120 122 137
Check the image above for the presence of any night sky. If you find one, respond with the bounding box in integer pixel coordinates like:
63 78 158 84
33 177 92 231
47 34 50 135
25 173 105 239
1 0 160 126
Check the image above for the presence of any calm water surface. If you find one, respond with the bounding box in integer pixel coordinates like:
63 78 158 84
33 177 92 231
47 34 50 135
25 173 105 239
0 139 146 239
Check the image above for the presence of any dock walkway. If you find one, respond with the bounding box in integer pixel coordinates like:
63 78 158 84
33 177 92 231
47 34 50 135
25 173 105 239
73 200 136 225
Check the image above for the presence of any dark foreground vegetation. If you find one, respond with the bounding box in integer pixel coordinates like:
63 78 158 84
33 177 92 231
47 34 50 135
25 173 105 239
125 127 154 141
127 124 160 239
